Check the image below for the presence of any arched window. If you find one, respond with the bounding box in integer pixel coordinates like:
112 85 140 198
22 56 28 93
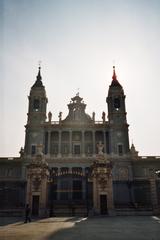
33 99 40 111
114 98 120 110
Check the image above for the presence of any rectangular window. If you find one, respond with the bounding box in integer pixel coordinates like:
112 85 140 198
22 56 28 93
74 145 80 155
85 144 93 155
31 145 36 155
118 144 123 156
62 144 69 155
50 144 58 155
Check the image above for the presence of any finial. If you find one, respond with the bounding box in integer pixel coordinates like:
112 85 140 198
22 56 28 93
38 60 41 68
76 88 80 96
37 61 42 81
112 66 117 81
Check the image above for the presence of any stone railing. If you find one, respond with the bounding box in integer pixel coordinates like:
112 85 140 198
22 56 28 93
139 156 160 160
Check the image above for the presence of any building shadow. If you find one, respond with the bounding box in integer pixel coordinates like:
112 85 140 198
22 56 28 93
0 217 23 226
46 217 89 240
0 216 41 226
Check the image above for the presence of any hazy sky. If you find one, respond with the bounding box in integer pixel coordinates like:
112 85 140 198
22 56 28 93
1 0 160 157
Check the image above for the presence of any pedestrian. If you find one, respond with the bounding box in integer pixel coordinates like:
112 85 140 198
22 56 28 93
24 203 31 223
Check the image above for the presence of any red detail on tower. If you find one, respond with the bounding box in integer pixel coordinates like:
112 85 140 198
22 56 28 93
112 66 117 81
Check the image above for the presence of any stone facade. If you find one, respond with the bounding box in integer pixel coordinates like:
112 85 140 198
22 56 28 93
0 66 160 217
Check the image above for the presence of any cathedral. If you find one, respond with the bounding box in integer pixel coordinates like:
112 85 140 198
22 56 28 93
0 66 160 217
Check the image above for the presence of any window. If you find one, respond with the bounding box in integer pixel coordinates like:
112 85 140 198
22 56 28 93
31 145 36 155
33 99 40 111
118 144 123 156
62 144 69 155
85 144 93 155
52 144 58 155
114 98 120 110
74 145 80 155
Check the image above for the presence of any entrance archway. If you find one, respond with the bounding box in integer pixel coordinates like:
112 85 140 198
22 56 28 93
32 195 39 216
100 194 108 214
49 167 92 216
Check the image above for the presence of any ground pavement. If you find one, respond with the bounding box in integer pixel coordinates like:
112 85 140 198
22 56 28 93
0 216 160 240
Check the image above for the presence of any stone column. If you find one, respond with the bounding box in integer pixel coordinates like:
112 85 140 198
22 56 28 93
58 130 61 157
39 170 49 217
69 130 72 157
103 131 106 154
149 171 159 214
92 130 96 156
57 168 61 200
107 178 115 215
68 167 72 200
82 168 86 200
93 176 98 213
48 131 51 156
26 177 32 206
82 130 85 157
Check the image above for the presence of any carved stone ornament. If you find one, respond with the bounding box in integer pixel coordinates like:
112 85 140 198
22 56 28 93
119 167 129 180
98 175 107 190
32 176 41 191
97 141 104 155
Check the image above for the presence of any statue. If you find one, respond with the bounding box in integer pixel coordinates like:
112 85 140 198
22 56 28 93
102 111 106 123
97 141 104 155
48 111 52 123
36 144 43 155
92 112 95 121
58 112 62 121
19 147 24 157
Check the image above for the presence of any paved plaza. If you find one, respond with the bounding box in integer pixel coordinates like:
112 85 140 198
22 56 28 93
0 216 160 240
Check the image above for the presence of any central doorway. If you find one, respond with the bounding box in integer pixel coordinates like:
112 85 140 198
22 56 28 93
32 195 39 216
100 194 108 214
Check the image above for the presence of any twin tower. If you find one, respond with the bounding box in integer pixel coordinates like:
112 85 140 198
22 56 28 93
24 66 130 158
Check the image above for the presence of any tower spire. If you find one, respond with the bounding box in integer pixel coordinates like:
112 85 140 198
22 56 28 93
112 66 117 81
32 64 43 88
111 65 121 87
37 65 42 81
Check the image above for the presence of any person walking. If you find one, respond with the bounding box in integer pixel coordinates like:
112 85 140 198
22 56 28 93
24 204 31 223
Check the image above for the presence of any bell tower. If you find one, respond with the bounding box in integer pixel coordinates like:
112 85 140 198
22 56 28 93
24 66 48 156
106 66 129 156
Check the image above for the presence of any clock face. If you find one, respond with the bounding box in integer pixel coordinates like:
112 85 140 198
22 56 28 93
117 132 122 137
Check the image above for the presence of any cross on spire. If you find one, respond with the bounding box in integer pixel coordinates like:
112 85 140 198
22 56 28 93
38 60 42 69
76 88 80 96
37 61 42 81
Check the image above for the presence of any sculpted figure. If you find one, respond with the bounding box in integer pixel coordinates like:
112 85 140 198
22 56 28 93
92 112 95 121
97 141 104 155
36 144 43 155
102 111 106 123
48 111 52 122
58 112 62 121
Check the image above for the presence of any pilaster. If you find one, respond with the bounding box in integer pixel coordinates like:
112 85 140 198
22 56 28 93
58 130 62 157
